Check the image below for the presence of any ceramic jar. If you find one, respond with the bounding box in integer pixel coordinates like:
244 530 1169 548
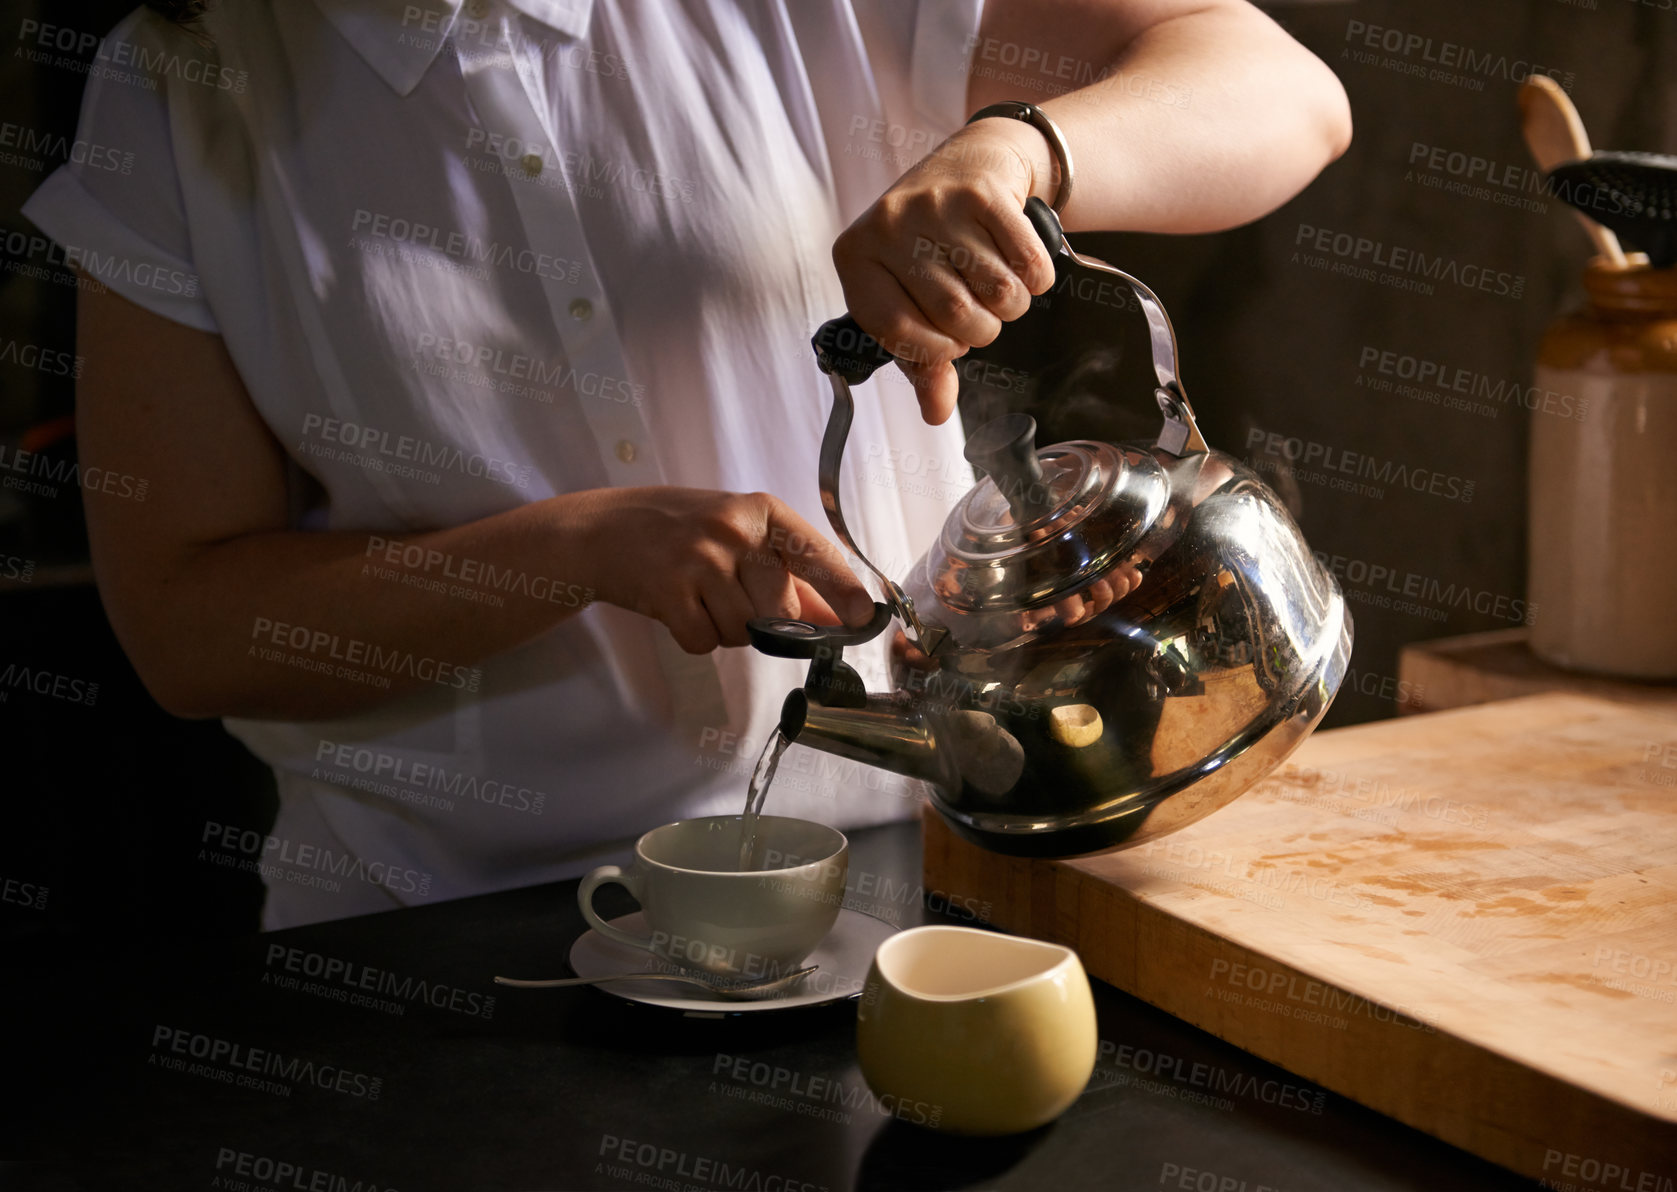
1530 257 1677 678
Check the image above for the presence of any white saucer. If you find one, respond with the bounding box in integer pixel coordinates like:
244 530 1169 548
566 908 899 1017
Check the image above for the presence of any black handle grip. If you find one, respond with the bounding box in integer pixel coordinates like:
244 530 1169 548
1024 196 1064 257
746 601 893 659
964 413 1051 524
811 315 896 385
811 200 1066 385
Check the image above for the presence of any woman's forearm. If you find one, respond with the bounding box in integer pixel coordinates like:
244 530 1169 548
107 496 595 722
979 3 1353 233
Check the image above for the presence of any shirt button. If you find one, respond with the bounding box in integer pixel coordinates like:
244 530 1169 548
467 0 490 16
520 152 543 178
569 297 594 321
615 439 638 464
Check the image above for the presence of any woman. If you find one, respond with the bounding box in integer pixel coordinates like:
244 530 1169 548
25 0 1349 927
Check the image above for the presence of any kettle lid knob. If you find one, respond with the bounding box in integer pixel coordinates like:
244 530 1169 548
963 413 1051 524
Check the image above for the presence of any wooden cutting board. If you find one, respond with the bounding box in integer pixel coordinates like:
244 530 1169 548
923 694 1677 1186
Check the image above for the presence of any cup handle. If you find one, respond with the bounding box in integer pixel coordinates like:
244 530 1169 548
578 865 655 952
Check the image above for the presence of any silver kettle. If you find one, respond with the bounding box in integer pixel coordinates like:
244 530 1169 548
748 199 1352 858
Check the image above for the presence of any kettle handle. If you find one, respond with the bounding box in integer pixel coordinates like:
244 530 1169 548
813 366 942 651
810 315 894 386
1033 201 1208 457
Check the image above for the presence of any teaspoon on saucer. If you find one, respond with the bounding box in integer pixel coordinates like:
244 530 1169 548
493 965 817 1001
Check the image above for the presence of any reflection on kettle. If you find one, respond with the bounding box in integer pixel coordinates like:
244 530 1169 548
748 199 1352 860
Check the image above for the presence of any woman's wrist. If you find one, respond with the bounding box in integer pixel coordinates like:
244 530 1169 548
964 116 1058 207
539 489 609 604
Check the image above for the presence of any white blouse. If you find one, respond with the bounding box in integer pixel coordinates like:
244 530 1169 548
26 0 985 927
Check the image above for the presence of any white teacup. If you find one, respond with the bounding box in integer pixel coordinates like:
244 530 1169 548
578 815 848 978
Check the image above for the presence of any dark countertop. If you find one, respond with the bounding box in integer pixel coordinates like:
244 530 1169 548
3 820 1544 1192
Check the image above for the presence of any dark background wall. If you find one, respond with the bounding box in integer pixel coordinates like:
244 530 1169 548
2 0 1674 940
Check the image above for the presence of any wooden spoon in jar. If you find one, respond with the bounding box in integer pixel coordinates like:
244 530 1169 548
1518 75 1627 266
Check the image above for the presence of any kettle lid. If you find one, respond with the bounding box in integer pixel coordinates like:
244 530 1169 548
931 414 1168 613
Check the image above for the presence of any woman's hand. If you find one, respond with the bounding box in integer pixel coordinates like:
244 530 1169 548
569 487 877 654
831 119 1059 425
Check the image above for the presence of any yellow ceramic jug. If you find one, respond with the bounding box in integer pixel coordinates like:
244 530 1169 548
856 925 1097 1135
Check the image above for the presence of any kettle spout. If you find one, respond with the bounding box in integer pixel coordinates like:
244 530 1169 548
778 690 958 792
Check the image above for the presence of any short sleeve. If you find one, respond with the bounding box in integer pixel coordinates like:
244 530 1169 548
910 0 986 131
20 8 219 333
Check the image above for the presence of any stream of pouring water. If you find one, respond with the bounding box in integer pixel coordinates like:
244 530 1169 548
738 727 791 872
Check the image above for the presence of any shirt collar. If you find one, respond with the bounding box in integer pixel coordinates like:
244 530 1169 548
313 0 596 96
